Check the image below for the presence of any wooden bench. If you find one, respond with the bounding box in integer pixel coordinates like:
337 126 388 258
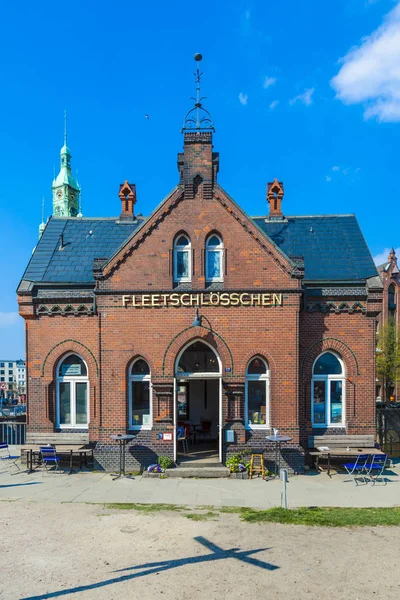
308 435 375 450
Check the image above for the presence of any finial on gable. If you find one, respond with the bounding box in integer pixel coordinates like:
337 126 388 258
267 178 284 219
119 181 136 220
388 248 396 263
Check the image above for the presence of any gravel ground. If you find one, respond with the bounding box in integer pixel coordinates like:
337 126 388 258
0 502 399 600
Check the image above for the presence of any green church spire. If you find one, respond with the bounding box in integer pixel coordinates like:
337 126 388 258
52 111 81 217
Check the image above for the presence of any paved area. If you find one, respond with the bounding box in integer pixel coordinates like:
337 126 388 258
1 453 399 508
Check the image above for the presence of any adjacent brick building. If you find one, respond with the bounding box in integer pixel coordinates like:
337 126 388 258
17 62 382 473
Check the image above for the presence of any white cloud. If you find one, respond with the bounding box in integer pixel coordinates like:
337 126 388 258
289 88 315 106
373 247 400 265
325 175 332 182
263 76 276 89
332 165 340 171
239 92 248 106
0 312 20 327
331 4 400 122
269 100 279 110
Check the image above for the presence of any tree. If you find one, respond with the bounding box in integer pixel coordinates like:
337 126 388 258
376 319 400 402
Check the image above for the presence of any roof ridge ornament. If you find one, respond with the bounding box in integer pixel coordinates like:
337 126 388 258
181 53 215 133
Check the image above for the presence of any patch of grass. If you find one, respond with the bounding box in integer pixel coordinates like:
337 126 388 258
239 507 400 527
184 512 219 521
219 506 248 514
104 503 186 512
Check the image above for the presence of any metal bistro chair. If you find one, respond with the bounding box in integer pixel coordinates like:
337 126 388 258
365 454 388 486
39 446 62 475
177 426 189 454
0 442 20 472
342 454 369 486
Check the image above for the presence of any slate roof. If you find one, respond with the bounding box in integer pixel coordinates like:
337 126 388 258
20 211 378 288
252 214 377 282
21 217 141 284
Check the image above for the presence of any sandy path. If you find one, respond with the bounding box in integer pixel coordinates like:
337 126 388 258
0 502 399 600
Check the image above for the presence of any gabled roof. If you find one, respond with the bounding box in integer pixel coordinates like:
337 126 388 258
19 217 142 286
251 214 377 282
19 209 378 289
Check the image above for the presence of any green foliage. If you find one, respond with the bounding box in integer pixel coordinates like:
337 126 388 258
226 450 251 473
376 320 400 400
104 503 185 512
238 506 400 527
184 512 219 521
158 456 174 470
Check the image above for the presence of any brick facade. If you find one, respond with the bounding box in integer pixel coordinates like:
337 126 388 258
18 131 382 474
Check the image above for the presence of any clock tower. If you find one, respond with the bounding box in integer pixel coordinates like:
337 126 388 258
51 114 81 217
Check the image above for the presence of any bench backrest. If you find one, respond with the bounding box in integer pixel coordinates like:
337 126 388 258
26 433 89 446
308 434 375 449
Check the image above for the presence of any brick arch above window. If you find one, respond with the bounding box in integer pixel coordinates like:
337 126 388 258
162 326 233 377
41 339 99 378
301 337 359 380
239 349 277 377
125 352 155 377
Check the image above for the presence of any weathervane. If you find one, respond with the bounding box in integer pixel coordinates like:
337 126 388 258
181 53 215 132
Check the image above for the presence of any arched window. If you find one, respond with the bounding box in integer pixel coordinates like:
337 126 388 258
312 352 344 427
177 341 220 375
245 357 269 428
129 358 152 429
56 353 89 428
174 234 191 282
206 234 224 282
388 284 396 323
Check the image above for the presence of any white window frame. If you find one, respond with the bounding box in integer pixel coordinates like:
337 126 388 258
311 352 345 428
128 359 152 430
245 357 270 430
173 234 192 283
56 353 89 429
206 234 224 282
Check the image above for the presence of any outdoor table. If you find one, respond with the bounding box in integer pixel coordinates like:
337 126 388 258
22 444 85 474
265 435 293 477
109 434 136 480
311 447 384 477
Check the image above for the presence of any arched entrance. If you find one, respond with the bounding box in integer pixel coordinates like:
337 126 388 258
174 340 222 462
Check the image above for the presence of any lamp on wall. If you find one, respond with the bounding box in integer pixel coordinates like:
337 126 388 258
191 308 212 329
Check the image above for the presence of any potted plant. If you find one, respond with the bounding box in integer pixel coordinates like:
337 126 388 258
226 451 250 479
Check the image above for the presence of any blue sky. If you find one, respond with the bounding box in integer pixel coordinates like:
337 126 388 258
1 0 400 357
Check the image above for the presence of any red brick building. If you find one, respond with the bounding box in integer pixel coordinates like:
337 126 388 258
18 63 382 473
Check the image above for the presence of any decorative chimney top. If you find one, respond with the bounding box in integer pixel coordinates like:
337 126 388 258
388 248 397 263
267 179 284 219
119 181 136 220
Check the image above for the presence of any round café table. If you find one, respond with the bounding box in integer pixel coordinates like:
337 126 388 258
109 434 136 480
265 435 293 477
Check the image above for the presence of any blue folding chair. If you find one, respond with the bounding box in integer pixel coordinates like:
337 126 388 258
365 454 388 486
39 446 62 475
0 442 20 472
342 454 369 486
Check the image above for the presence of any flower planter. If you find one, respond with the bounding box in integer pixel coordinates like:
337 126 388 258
230 472 249 479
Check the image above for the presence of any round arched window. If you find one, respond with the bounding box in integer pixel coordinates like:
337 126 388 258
246 357 269 428
206 234 224 282
174 234 191 282
129 358 151 428
312 352 344 427
56 354 89 427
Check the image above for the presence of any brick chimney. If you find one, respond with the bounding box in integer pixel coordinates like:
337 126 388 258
177 132 219 200
267 179 284 219
119 181 136 220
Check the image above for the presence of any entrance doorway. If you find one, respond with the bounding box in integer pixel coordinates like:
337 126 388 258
174 341 222 463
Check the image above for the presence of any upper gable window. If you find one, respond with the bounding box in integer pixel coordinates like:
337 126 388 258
206 234 224 282
174 234 191 283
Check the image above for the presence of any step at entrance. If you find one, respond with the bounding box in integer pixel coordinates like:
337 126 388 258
166 463 230 478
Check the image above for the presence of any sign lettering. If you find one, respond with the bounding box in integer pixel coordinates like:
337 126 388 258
122 292 283 308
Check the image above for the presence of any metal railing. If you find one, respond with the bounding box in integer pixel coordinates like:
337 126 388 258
0 421 26 445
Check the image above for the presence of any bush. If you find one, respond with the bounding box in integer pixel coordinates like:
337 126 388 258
226 451 251 473
158 456 174 470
